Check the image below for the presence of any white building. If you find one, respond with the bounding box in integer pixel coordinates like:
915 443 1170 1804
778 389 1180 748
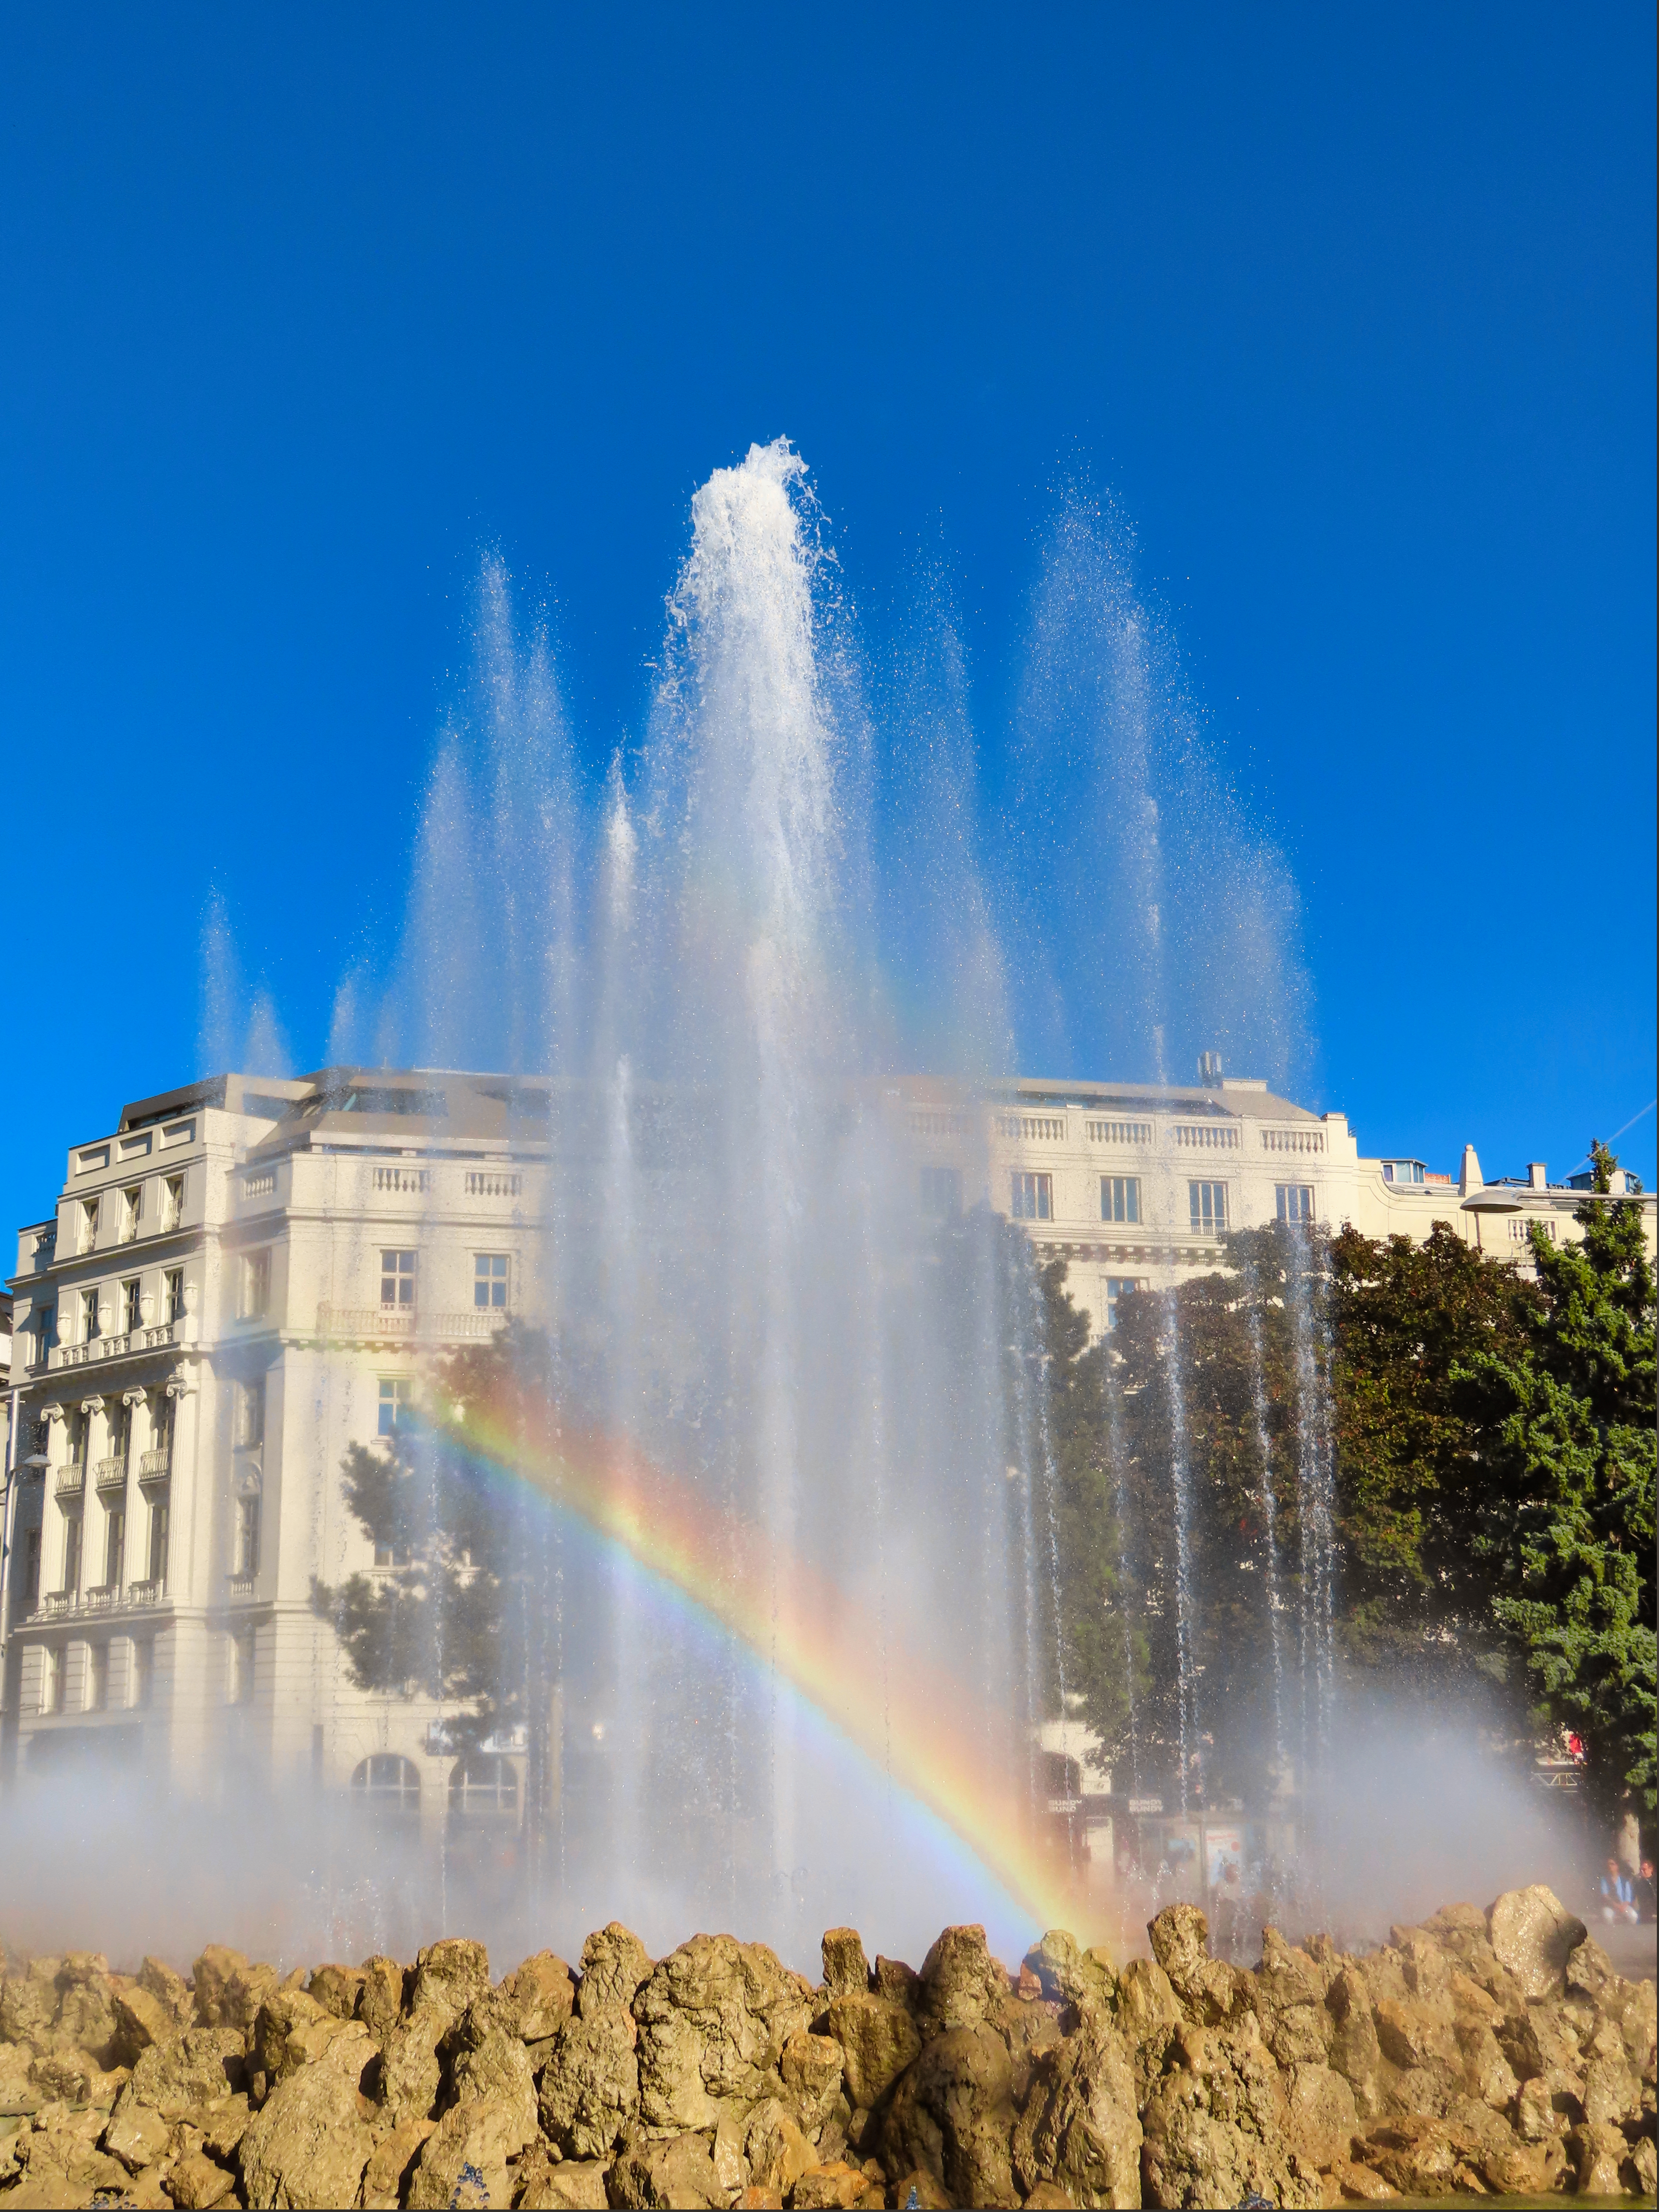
3 1062 1651 1812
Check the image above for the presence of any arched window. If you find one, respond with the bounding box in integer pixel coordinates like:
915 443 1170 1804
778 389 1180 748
349 1753 422 1822
448 1754 519 1825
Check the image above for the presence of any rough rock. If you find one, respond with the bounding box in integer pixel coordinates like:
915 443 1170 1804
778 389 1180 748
449 2025 538 2144
1140 2012 1318 2211
1012 2011 1141 2208
405 2091 528 2209
633 1933 813 2128
0 1976 52 2048
1146 1904 1244 2026
611 2128 726 2208
250 1987 327 2079
821 1928 870 2000
1112 1956 1182 2104
129 2026 246 2113
1280 2058 1357 2167
518 2152 611 2209
824 1992 921 2112
743 2095 815 2194
498 1948 576 2039
574 1923 652 2019
1254 1926 1330 2070
1322 1964 1384 2115
360 2117 435 2209
407 1936 490 2022
1023 1928 1115 2015
791 2157 885 2208
883 2166 952 2210
167 2148 239 2208
356 1954 406 2044
537 2007 640 2158
780 2028 845 2135
913 1923 1009 2039
303 1962 364 2021
109 1979 179 2066
883 2022 1016 2208
239 2055 374 2209
101 2090 173 2171
1485 1883 1587 2000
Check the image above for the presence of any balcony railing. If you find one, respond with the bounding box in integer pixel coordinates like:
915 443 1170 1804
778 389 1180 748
463 1170 522 1198
55 1462 86 1497
39 1591 75 1618
127 1581 163 1607
138 1449 170 1481
50 1321 180 1371
315 1305 509 1344
1261 1127 1325 1155
227 1575 257 1601
82 1585 116 1611
95 1457 127 1492
1172 1123 1241 1150
33 1582 168 1621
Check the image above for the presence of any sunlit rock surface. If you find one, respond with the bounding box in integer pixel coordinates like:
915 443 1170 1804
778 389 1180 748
0 1883 1650 2207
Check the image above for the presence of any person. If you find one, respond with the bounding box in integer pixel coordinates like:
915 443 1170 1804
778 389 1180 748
1636 1859 1658 1924
1599 1856 1638 1925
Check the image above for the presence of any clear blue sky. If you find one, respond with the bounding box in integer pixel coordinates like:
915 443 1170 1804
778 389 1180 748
3 2 1654 1246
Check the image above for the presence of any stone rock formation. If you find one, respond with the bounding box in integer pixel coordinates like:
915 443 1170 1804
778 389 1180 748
0 1881 1648 2207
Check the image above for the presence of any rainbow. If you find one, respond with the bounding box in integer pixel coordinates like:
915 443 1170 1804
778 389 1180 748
440 1387 1082 1938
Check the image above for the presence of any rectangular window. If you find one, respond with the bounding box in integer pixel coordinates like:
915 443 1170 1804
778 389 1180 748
235 1496 261 1579
41 1647 61 1715
378 1377 413 1438
473 1253 509 1310
1011 1172 1053 1222
119 1185 143 1243
24 1529 41 1608
122 1277 142 1333
88 1642 109 1711
1100 1176 1141 1225
236 1377 266 1449
133 1639 154 1708
381 1249 417 1308
80 1197 99 1254
243 1249 271 1318
1104 1276 1146 1332
163 1269 184 1324
1275 1184 1314 1224
81 1286 101 1343
105 1506 125 1590
34 1307 54 1368
72 1408 90 1469
147 1497 170 1586
918 1166 962 1219
1188 1181 1229 1233
161 1173 184 1231
62 1511 82 1595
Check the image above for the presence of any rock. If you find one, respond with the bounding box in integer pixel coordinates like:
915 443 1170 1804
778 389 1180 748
377 2009 448 2128
450 2027 538 2145
498 1949 576 2039
129 2026 246 2114
537 2007 640 2158
1011 2011 1141 2208
360 2117 435 2209
913 1924 1009 2038
1630 2131 1658 2197
198 2093 252 2163
1322 1965 1384 2115
250 1988 327 2080
633 1933 813 2129
1477 2135 1569 2194
101 2091 172 2171
1321 2152 1398 2200
821 1929 870 2000
357 1955 407 2044
221 1961 282 2035
239 2057 374 2209
405 2092 527 2209
883 2023 1016 2208
872 1956 920 2011
0 1975 52 2046
1022 1929 1115 2014
1281 2060 1357 2167
1112 1957 1182 2104
1451 2017 1518 2108
1484 1884 1587 2001
824 1992 921 2111
1140 2013 1318 2212
791 2157 884 2208
518 2153 611 2209
575 1923 652 2019
998 1991 1066 2106
610 2128 725 2208
780 2029 844 2134
167 2147 239 2208
1254 1927 1330 2071
11 2110 132 2204
1568 2117 1630 2196
303 1963 364 2021
277 2011 375 2084
137 1957 193 2031
110 1980 180 2066
51 1955 117 2062
26 2049 93 2103
408 1937 490 2022
884 2163 952 2209
743 2096 815 2194
1146 1904 1243 2026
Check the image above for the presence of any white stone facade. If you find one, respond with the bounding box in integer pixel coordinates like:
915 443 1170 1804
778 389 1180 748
3 1064 1652 1811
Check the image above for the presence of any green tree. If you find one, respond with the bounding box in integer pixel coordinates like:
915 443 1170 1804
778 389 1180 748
1463 1145 1657 1822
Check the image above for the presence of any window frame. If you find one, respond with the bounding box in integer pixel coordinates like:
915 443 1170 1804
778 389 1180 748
243 1248 272 1320
1011 1171 1053 1222
236 1376 266 1450
380 1249 418 1309
1104 1275 1147 1332
1188 1180 1230 1233
1275 1183 1315 1225
1100 1175 1141 1225
472 1252 509 1310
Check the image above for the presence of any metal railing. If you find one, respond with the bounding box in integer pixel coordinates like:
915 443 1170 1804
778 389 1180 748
138 1448 170 1480
94 1457 127 1492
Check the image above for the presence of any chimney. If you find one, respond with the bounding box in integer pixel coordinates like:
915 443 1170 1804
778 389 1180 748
1528 1162 1547 1190
1459 1145 1483 1196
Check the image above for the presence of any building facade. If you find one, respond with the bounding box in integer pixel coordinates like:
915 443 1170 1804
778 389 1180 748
3 1063 1652 1818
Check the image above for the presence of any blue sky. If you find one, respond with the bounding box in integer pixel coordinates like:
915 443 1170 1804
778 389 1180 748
3 2 1654 1245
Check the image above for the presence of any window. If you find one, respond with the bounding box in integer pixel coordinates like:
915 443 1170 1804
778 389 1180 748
235 1377 266 1449
133 1640 154 1708
1011 1172 1053 1222
163 1269 184 1324
1275 1185 1314 1225
81 1286 101 1344
229 1629 255 1705
448 1754 520 1826
161 1174 184 1231
104 1506 125 1590
122 1278 142 1333
234 1496 261 1578
243 1249 271 1319
147 1496 169 1586
378 1377 413 1438
1100 1176 1141 1225
1104 1277 1146 1333
351 1754 422 1824
62 1511 83 1595
918 1166 962 1219
41 1647 61 1715
119 1186 143 1243
24 1529 41 1609
473 1253 509 1310
88 1642 109 1711
1188 1181 1229 1233
34 1307 54 1368
71 1409 91 1470
79 1197 99 1254
381 1250 417 1308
